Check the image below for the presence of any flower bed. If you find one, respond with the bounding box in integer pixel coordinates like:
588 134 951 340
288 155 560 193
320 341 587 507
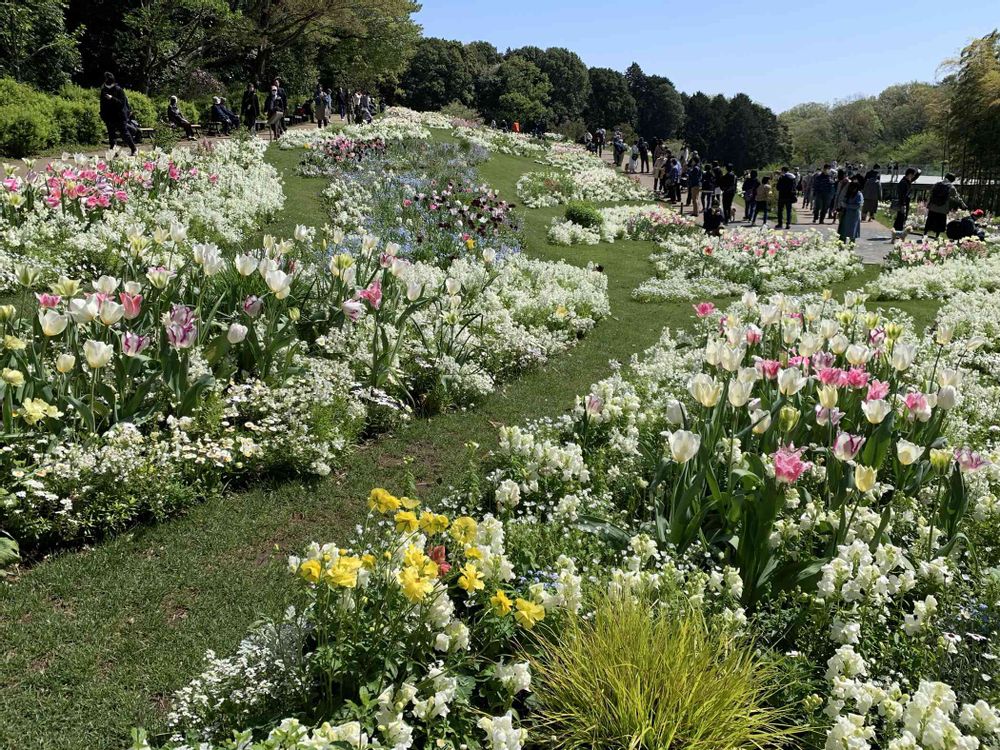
136 292 1000 750
870 237 1000 300
633 229 863 302
548 204 700 246
0 137 284 293
516 167 649 208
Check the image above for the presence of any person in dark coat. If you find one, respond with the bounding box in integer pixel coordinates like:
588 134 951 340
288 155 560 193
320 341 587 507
719 164 738 224
892 167 920 233
241 84 260 130
775 167 798 230
210 97 238 134
99 72 136 155
166 96 195 138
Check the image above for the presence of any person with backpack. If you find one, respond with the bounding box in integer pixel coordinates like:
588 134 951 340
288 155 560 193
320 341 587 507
775 166 797 230
925 173 967 237
862 168 882 221
892 167 920 233
98 72 137 155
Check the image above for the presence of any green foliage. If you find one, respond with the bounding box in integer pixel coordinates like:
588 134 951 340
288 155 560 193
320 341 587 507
125 90 158 126
627 62 684 141
439 100 481 123
401 37 474 111
564 200 603 229
585 67 637 131
0 78 60 156
0 0 81 91
529 596 798 750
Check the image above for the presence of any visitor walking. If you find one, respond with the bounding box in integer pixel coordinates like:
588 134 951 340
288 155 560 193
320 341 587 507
638 138 649 173
264 85 284 141
686 158 702 215
273 79 288 134
701 165 716 211
775 166 797 230
314 86 330 128
837 175 864 243
811 164 833 224
892 167 920 233
924 173 967 237
831 169 849 221
628 142 640 174
741 170 760 221
719 164 737 224
98 73 137 155
803 169 818 209
751 176 771 225
862 167 882 221
595 128 605 157
241 83 260 130
669 158 682 202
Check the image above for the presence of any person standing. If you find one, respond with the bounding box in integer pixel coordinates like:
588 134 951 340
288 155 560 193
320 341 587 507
686 157 702 215
831 169 849 222
241 83 260 131
924 172 967 237
337 87 347 120
719 164 737 223
837 175 864 243
802 169 818 209
272 78 288 134
741 170 760 221
314 85 328 128
638 138 649 173
628 142 640 174
811 165 833 223
98 73 137 155
701 166 716 211
751 176 771 225
862 167 882 221
595 128 605 156
892 167 920 233
775 166 797 230
264 85 283 141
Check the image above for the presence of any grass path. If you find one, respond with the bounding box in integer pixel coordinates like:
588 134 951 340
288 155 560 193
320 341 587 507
0 138 934 750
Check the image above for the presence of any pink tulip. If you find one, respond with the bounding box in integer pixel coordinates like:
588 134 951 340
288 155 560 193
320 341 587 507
119 292 142 320
585 393 604 417
833 432 866 462
845 367 870 389
815 406 844 426
904 392 930 421
818 367 847 387
745 325 762 345
866 380 890 402
243 295 263 318
121 331 150 356
692 302 716 318
165 304 197 349
773 445 812 484
342 299 364 321
36 293 61 308
756 359 782 380
359 279 383 309
955 448 989 473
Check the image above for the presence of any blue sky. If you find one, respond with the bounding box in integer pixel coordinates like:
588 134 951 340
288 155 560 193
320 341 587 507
414 1 996 112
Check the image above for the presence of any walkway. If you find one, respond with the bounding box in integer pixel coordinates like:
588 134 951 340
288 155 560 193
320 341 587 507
597 148 891 264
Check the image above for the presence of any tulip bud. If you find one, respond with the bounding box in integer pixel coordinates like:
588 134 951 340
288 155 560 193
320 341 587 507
929 448 953 474
0 304 17 322
227 323 248 344
854 465 877 493
778 405 800 433
288 307 301 322
56 353 76 373
818 385 838 409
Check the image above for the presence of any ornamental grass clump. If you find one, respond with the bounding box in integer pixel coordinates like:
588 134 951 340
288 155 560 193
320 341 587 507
528 595 798 750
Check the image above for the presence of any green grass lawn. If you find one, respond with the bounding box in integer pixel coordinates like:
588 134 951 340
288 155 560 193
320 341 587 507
0 135 939 750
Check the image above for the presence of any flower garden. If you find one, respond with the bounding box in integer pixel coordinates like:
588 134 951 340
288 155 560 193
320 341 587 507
5 108 1000 750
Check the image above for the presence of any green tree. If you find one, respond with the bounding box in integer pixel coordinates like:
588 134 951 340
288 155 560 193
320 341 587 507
489 55 551 125
682 91 722 156
829 97 884 160
532 47 589 124
584 66 635 131
780 102 834 165
400 37 473 110
625 63 683 141
0 0 81 91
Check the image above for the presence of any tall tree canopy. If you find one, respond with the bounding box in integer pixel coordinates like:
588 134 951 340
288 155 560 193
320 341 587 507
584 67 636 131
0 0 81 91
625 63 683 141
400 37 474 111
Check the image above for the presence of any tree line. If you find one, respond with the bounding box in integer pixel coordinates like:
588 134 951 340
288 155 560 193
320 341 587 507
399 38 789 170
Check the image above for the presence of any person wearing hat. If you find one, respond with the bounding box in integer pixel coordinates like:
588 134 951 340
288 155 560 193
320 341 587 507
264 85 284 141
166 95 195 139
210 97 238 134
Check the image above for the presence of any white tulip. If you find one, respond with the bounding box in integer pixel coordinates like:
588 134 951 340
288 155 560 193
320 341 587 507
862 399 891 424
741 290 758 308
936 385 958 410
750 408 771 434
98 300 124 326
445 278 462 295
38 310 69 336
719 345 745 373
227 323 248 344
94 275 119 295
68 297 99 324
55 353 76 373
668 430 701 463
759 304 781 326
265 269 292 299
829 333 849 354
689 373 723 408
890 344 916 372
294 224 311 242
169 222 187 244
665 399 685 425
407 282 423 301
728 380 753 408
83 339 113 369
845 344 871 366
896 439 923 466
777 367 806 396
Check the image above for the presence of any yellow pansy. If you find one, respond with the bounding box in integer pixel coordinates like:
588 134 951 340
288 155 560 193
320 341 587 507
299 559 322 584
400 495 421 510
368 488 401 514
403 544 429 569
398 566 434 603
325 556 363 588
394 510 419 533
449 516 478 545
457 563 485 594
491 589 513 616
419 511 449 535
514 598 545 630
465 237 476 250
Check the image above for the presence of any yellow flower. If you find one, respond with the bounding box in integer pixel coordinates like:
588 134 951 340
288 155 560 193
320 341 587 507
457 563 485 594
465 237 475 250
554 305 568 319
394 510 419 533
361 553 377 569
299 559 322 584
930 448 953 474
422 559 440 578
398 566 434 603
419 511 449 535
465 546 483 561
854 465 877 493
399 495 420 510
449 516 478 545
4 335 26 351
325 556 363 588
2 368 25 386
368 488 401 514
18 397 61 425
514 598 545 630
403 544 429 569
490 589 513 616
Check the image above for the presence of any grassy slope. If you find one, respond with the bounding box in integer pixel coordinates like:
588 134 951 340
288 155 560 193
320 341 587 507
0 135 936 750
